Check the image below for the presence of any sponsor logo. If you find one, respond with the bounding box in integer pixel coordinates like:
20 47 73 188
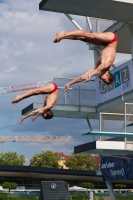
110 168 125 177
99 65 130 94
101 162 114 169
50 183 57 190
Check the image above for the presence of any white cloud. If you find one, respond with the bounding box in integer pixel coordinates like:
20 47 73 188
14 51 21 56
5 66 17 73
0 0 91 87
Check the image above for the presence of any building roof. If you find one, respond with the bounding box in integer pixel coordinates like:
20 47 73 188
58 152 70 161
93 156 100 166
0 165 102 182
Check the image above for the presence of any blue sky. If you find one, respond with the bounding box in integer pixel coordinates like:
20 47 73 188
0 0 131 165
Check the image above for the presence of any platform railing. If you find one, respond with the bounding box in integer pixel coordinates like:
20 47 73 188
99 107 133 149
53 77 97 107
86 17 117 33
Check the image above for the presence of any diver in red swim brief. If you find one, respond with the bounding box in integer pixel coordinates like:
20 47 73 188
54 30 118 85
12 83 58 123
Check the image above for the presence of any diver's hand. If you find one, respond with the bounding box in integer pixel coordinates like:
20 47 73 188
64 83 70 92
31 108 44 122
81 74 91 82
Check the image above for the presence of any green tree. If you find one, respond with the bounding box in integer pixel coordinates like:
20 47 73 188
30 150 59 168
80 182 94 193
80 182 94 189
115 184 126 193
65 154 99 170
0 152 25 165
2 181 18 192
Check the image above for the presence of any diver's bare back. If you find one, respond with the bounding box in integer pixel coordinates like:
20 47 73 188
46 90 58 108
97 42 117 67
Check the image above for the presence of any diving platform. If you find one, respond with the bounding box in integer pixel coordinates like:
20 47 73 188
22 103 98 119
74 139 133 155
74 131 133 155
21 79 98 119
39 0 133 22
21 87 133 119
83 131 133 138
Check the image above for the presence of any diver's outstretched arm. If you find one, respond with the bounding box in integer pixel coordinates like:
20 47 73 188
20 108 44 124
64 69 94 92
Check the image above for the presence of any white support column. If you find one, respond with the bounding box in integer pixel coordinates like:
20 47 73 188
123 103 133 149
121 103 133 132
89 191 93 200
64 92 66 105
86 17 93 32
124 103 127 149
65 14 83 30
78 82 81 109
106 181 116 200
128 23 133 59
96 18 100 32
99 112 104 141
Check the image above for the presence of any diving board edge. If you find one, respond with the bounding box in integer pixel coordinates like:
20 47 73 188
83 131 133 138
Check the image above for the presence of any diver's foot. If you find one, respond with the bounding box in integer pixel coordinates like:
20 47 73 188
12 95 21 104
20 118 24 124
53 31 65 43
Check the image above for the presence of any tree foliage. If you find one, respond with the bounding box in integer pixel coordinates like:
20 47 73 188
0 152 25 166
80 182 94 189
65 154 99 170
2 181 18 192
115 184 126 193
30 150 59 168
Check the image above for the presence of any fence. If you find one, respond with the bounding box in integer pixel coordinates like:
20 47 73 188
86 17 117 33
99 103 133 150
53 77 97 107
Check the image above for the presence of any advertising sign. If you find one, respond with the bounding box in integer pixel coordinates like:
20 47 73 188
96 60 133 104
101 156 133 181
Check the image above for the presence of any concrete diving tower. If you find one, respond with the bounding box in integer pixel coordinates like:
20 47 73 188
24 0 133 158
39 2 133 198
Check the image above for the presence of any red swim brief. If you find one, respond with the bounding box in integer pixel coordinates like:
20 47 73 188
53 83 58 91
111 33 118 43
